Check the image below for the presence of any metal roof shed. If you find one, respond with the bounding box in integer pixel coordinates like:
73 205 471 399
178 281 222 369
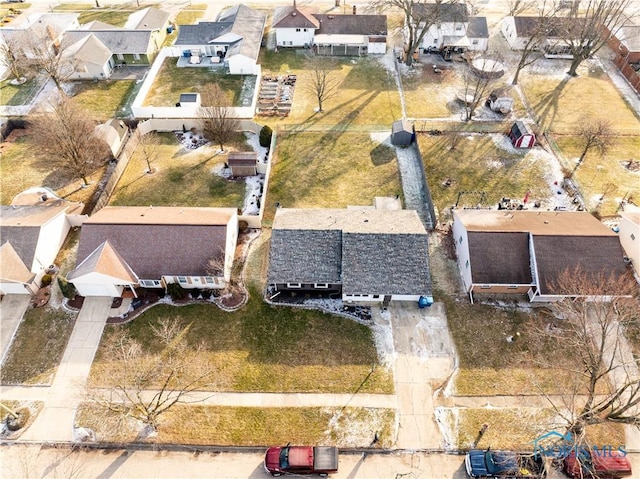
391 119 414 146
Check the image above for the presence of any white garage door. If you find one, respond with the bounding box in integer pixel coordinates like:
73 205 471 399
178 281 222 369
0 282 30 295
75 283 118 297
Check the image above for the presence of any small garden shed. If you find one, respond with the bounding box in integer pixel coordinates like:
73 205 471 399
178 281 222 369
178 92 201 107
508 121 536 148
391 119 415 146
228 152 258 176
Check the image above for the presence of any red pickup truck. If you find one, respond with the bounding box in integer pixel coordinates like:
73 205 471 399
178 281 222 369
564 450 632 479
264 444 339 477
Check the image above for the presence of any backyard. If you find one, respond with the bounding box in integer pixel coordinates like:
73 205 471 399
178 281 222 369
417 132 550 221
259 51 402 127
109 132 248 208
265 131 403 224
0 128 104 206
143 59 255 107
88 297 393 394
69 80 138 121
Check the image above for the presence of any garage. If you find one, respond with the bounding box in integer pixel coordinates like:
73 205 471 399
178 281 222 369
72 281 123 298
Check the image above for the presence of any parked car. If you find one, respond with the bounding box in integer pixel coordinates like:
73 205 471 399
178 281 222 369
264 444 338 477
564 450 632 478
465 449 545 478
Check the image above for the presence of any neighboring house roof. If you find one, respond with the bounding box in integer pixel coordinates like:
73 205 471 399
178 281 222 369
0 204 71 270
124 7 170 31
175 22 233 44
412 3 469 22
65 34 112 67
68 240 138 283
272 6 319 29
63 29 153 54
533 235 628 295
23 12 79 35
314 14 387 36
74 206 236 279
392 119 413 135
11 187 83 210
0 242 35 285
616 25 640 52
620 211 640 225
510 15 581 39
80 20 117 30
467 231 532 285
467 17 489 38
268 208 431 295
455 210 617 236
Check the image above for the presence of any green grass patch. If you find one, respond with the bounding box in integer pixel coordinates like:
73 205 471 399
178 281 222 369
70 80 137 121
0 129 104 205
520 69 640 135
143 58 253 106
417 133 549 222
77 404 395 447
109 132 246 208
0 76 43 106
164 10 206 47
89 297 393 394
0 307 76 385
440 408 625 450
552 135 640 217
444 299 590 396
260 55 401 127
77 9 134 27
265 131 403 224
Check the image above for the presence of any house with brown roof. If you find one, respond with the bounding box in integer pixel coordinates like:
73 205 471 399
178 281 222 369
272 3 319 48
228 152 258 176
501 16 582 57
452 210 631 302
268 206 432 305
0 189 85 295
618 211 640 277
67 206 238 297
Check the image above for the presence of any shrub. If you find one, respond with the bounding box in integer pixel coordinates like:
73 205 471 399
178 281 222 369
201 289 213 299
40 274 53 287
259 125 273 148
167 283 187 301
5 408 30 431
239 220 249 233
57 277 77 299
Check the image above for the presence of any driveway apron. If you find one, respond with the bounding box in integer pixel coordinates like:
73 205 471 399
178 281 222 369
0 294 31 364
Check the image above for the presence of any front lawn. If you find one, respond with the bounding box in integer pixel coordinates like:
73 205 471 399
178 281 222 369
109 133 247 208
0 307 76 385
70 80 137 121
265 131 403 224
143 59 254 106
552 135 640 216
89 297 393 394
417 133 549 222
77 404 396 447
260 53 401 127
0 128 104 205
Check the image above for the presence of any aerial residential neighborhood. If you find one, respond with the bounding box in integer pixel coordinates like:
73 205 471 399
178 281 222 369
0 0 638 477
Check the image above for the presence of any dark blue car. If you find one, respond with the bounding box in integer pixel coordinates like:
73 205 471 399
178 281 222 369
465 449 545 478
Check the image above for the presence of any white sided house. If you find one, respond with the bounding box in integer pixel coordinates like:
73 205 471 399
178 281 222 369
452 209 631 302
413 2 469 52
68 206 238 297
501 16 578 57
618 211 640 277
272 4 318 48
267 206 432 306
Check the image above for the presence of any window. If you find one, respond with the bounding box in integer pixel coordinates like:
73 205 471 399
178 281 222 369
472 40 478 45
480 285 491 289
315 283 329 289
508 285 519 289
373 295 380 299
287 283 301 288
205 277 215 284
303 28 307 32
433 39 438 44
133 53 140 60
116 53 124 60
465 260 470 268
455 25 462 31
139 280 161 288
296 28 301 32
631 233 636 241
459 236 463 244
177 276 188 284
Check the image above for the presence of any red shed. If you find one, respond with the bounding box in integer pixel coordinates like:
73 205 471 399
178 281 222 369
509 121 536 149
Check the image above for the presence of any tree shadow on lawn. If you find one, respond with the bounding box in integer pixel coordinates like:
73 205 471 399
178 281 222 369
370 142 395 166
532 75 570 131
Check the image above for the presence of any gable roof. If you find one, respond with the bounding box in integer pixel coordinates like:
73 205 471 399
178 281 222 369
65 34 112 66
124 7 170 31
228 151 257 165
616 25 640 52
314 14 387 36
511 15 581 38
533 235 628 295
175 22 233 44
467 16 489 38
74 207 236 279
272 6 319 29
63 29 153 54
268 208 431 295
412 3 469 23
0 242 35 285
80 20 117 30
68 240 138 283
468 231 532 285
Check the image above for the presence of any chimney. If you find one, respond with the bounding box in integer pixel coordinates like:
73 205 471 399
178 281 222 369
293 0 296 7
353 5 356 14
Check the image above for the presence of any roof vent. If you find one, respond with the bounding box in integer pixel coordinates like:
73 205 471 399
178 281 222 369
292 11 297 16
328 15 334 19
544 220 549 224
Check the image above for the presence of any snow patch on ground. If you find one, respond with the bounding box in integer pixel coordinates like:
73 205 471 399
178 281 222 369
395 144 431 226
244 131 269 163
324 407 390 447
369 131 392 146
242 175 264 216
525 147 574 210
490 133 522 155
434 407 456 450
371 322 396 370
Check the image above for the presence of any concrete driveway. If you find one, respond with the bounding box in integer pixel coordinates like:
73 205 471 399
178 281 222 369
0 293 31 364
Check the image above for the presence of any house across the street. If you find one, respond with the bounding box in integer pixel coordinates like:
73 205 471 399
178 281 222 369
267 204 432 306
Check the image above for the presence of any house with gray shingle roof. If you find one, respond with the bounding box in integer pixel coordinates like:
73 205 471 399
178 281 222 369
175 4 266 75
67 206 238 297
268 207 432 305
452 210 632 302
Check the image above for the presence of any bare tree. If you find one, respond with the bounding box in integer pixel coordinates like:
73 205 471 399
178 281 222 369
445 123 465 150
459 56 502 121
504 0 536 16
371 0 464 67
199 83 239 152
0 31 28 80
540 270 639 452
29 97 111 186
91 319 214 432
135 129 160 174
305 55 341 112
557 0 635 77
571 119 614 176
